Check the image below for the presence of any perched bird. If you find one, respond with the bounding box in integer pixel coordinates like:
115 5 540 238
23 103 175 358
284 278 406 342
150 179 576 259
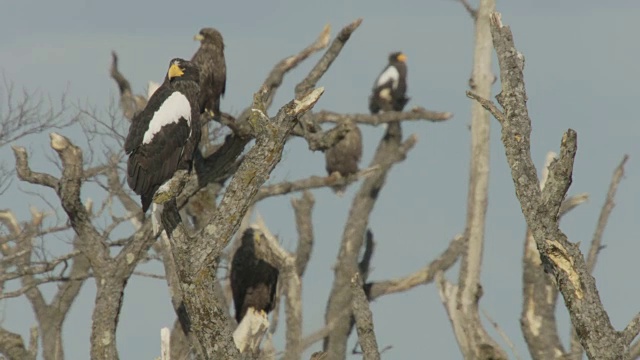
124 58 201 212
324 120 363 195
369 52 410 114
230 228 279 323
191 27 226 117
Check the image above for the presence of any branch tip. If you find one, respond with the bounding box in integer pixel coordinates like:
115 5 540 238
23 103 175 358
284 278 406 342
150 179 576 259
293 87 324 115
49 132 70 151
490 12 503 28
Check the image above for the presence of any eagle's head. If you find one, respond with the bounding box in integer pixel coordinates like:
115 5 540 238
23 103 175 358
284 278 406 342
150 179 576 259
166 58 200 84
389 52 407 64
194 28 224 49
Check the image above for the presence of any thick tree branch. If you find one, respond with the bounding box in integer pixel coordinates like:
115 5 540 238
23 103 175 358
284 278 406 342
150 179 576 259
162 88 324 360
324 123 417 359
350 272 380 360
19 131 159 359
444 0 506 358
12 146 59 189
521 152 589 360
0 327 36 360
251 220 303 360
482 12 627 359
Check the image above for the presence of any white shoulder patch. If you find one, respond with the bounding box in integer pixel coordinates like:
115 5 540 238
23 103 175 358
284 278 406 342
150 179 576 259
143 92 191 144
376 65 400 89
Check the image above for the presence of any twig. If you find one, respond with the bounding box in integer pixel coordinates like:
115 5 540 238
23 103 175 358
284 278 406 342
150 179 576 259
457 0 478 19
481 308 522 360
295 19 363 98
261 24 331 110
367 235 465 300
465 91 506 124
586 154 628 273
254 166 379 202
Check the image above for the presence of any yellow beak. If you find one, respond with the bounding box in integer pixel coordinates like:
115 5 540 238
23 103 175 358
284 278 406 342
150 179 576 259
397 53 407 63
168 63 184 79
194 34 204 41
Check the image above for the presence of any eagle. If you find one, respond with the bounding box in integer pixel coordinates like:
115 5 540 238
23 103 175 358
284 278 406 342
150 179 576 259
324 120 363 195
191 27 226 117
230 228 279 323
369 52 409 114
124 58 201 212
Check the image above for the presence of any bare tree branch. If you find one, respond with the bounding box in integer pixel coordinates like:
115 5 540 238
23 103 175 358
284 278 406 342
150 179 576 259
481 308 522 360
311 107 453 125
586 154 628 273
295 19 362 98
441 0 507 358
457 0 478 19
0 327 36 360
0 77 78 147
251 219 302 360
12 146 59 189
367 234 465 301
109 51 147 121
521 152 566 360
324 123 417 358
161 88 324 359
261 24 331 110
350 272 380 360
292 191 315 277
254 166 379 202
481 11 630 359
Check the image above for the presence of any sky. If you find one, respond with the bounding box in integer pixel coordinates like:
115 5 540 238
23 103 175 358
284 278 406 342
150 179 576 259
1 0 640 359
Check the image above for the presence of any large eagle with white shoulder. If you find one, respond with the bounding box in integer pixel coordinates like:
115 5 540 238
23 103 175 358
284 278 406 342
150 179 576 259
369 52 409 114
124 58 201 212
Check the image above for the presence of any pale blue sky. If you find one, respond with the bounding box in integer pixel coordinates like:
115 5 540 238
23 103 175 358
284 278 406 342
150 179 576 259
1 1 639 359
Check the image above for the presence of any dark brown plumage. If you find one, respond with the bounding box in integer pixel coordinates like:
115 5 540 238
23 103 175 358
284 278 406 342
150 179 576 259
230 228 279 323
324 120 363 195
191 27 226 117
369 52 409 114
124 58 201 212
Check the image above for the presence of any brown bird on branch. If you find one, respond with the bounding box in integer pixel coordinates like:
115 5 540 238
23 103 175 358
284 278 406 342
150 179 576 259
191 27 227 118
324 120 363 195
